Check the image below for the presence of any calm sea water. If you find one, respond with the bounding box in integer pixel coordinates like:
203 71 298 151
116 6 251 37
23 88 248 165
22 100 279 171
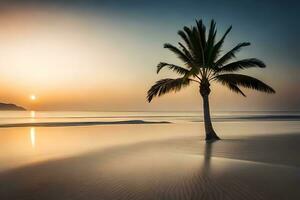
0 110 299 125
0 111 299 172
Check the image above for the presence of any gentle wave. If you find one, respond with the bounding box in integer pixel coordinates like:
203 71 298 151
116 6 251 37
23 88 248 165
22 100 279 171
192 115 300 122
0 114 300 120
0 120 171 128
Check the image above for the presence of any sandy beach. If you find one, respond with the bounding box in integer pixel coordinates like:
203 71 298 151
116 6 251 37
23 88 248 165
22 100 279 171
0 115 299 200
0 1 299 199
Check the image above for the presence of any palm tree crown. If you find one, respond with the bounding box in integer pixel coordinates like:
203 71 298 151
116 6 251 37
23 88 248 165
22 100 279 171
147 20 275 102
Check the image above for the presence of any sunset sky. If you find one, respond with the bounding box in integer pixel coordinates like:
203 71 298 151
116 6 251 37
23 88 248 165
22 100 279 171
0 0 299 111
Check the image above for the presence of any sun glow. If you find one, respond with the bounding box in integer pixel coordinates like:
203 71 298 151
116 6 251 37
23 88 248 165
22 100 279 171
30 95 36 101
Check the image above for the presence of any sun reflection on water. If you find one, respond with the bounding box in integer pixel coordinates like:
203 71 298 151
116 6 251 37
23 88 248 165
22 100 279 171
30 127 36 148
30 111 36 118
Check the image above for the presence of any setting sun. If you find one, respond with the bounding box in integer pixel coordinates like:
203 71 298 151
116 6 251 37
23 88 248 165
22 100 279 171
30 95 36 101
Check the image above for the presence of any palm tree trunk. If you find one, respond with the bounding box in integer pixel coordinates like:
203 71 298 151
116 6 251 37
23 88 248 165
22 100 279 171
202 94 220 141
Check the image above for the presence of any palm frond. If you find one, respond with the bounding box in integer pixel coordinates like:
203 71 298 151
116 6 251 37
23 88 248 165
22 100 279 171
182 26 203 64
215 74 275 94
178 42 194 64
195 19 206 50
164 43 193 65
192 27 205 63
157 62 190 75
178 30 192 51
216 58 266 73
218 26 232 43
207 20 217 47
227 83 246 96
147 78 191 102
218 81 246 96
208 26 232 66
215 42 251 67
205 20 217 66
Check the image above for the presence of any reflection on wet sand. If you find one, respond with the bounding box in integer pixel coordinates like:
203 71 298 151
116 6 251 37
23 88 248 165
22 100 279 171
30 128 35 148
203 141 212 173
0 134 299 200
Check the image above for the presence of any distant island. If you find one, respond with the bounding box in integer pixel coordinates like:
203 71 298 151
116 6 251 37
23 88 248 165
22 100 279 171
0 103 26 111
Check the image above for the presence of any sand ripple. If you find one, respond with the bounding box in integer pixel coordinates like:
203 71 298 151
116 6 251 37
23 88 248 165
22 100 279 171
0 136 299 200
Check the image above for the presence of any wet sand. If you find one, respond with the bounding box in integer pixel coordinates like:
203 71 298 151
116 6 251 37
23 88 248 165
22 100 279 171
0 133 299 200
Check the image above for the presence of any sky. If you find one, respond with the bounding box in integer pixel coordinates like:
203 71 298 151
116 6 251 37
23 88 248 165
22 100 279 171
0 0 299 111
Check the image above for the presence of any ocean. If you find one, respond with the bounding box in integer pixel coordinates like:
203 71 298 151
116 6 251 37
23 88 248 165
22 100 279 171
0 111 299 171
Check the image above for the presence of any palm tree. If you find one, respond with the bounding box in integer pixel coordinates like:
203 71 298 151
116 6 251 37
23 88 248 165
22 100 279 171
147 19 275 141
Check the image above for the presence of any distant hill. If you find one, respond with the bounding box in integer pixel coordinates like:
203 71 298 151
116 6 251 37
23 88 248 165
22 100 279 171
0 103 26 111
